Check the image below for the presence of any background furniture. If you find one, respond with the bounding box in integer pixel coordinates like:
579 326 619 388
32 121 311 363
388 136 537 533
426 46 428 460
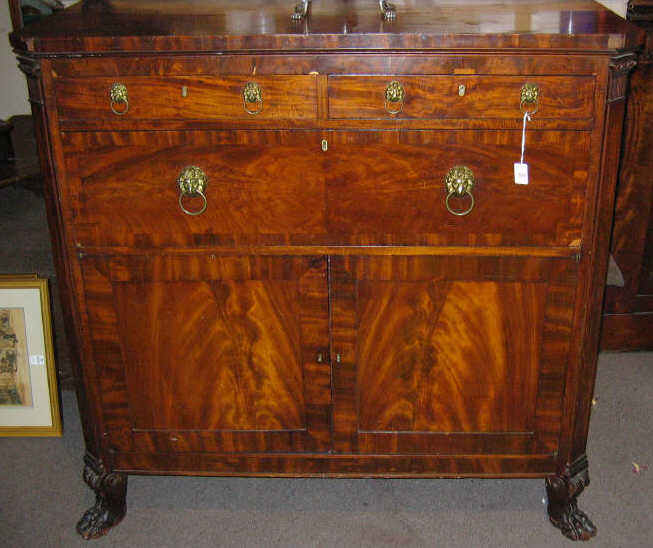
11 0 642 541
601 0 653 350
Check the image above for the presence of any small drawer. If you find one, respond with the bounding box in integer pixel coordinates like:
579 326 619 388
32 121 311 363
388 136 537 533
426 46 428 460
55 75 318 122
327 75 594 120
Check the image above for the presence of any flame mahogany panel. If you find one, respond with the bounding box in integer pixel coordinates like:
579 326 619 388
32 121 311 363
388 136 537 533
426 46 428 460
80 254 332 453
330 255 577 455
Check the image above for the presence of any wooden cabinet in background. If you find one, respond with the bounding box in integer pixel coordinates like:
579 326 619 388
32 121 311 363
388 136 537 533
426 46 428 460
11 0 643 542
601 3 653 350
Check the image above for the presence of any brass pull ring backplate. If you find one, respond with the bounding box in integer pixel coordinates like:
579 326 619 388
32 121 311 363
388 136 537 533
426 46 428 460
444 166 476 217
243 82 263 115
520 83 539 115
177 166 208 216
384 80 405 115
109 83 129 116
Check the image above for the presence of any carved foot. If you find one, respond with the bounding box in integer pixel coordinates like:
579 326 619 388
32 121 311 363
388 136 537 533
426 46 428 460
546 455 597 541
76 455 127 540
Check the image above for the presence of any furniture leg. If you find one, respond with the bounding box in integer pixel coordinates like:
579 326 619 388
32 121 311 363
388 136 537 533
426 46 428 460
546 455 596 541
76 454 127 540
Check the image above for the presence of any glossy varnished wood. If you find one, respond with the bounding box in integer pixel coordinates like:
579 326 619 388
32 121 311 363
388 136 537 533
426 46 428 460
328 75 595 120
12 0 645 53
61 129 589 249
80 254 331 453
11 0 641 538
56 75 318 122
330 255 576 455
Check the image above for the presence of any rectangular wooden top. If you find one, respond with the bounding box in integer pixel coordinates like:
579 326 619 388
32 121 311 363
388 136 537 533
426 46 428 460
12 0 645 55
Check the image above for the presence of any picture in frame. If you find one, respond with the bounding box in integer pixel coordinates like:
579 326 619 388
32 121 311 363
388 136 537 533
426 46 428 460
0 275 61 436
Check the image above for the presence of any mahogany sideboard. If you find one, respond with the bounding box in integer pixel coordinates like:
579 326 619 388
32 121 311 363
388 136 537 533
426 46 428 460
11 0 644 541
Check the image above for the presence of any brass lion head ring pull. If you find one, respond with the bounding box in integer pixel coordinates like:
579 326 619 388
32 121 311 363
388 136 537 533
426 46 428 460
109 83 129 116
520 83 539 115
444 166 475 217
243 82 263 115
384 80 405 115
177 166 208 216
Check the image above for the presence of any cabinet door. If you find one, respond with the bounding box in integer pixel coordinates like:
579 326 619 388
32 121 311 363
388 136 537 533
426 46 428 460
330 255 577 456
80 254 331 454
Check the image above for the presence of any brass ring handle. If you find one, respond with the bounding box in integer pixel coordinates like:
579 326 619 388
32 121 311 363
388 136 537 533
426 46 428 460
177 166 208 216
109 83 129 116
520 83 539 115
445 190 475 217
384 80 405 115
179 190 207 216
444 166 476 217
243 82 263 115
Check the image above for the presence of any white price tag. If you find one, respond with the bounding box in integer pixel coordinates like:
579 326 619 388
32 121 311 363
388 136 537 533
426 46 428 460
29 355 46 366
514 162 529 185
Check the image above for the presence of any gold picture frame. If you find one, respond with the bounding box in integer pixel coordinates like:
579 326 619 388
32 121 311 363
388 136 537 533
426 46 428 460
0 275 62 436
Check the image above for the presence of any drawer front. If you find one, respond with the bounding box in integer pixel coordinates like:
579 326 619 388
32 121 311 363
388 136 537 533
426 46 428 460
323 130 589 248
56 75 317 121
328 76 595 120
62 129 589 249
62 131 327 248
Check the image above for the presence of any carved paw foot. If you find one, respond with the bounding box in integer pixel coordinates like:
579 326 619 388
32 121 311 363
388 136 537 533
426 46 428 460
77 454 127 540
548 500 597 541
546 455 596 541
76 496 125 540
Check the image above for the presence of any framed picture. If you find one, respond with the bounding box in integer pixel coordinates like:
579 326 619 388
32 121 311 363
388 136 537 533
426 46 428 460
0 275 61 436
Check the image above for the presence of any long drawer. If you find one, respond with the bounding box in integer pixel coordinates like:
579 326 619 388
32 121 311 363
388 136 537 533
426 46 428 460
61 129 590 249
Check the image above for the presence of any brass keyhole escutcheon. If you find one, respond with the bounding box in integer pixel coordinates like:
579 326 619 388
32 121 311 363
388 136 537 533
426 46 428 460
444 166 476 217
243 82 263 115
109 83 129 115
177 166 208 216
384 80 405 115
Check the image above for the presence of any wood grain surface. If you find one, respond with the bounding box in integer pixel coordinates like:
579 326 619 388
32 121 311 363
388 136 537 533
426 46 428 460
80 254 332 453
56 75 318 122
11 0 645 53
10 0 637 495
62 129 589 249
328 75 595 120
330 255 577 455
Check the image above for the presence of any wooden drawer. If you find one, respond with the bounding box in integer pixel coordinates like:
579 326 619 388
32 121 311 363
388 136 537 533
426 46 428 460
55 75 318 121
62 131 327 248
322 130 589 248
327 76 595 120
62 129 589 250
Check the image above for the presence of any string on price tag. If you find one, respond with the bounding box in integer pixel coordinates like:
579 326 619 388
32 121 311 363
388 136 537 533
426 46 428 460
514 111 531 185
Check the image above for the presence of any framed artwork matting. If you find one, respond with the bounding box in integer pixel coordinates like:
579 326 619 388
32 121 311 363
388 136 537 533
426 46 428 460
0 275 62 436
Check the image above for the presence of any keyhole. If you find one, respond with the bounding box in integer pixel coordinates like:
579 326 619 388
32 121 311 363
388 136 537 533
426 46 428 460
321 139 328 152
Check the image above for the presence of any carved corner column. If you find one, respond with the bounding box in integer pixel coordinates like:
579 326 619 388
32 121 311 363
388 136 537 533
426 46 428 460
570 52 638 459
77 454 128 539
546 455 596 541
